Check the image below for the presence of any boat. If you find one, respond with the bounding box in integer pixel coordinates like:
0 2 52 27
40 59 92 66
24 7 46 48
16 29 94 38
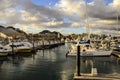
66 2 112 57
4 41 33 53
66 40 112 57
16 42 33 53
0 44 9 56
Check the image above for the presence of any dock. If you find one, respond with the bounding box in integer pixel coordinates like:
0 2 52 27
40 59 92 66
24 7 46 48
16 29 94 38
74 68 120 80
7 39 65 56
74 45 120 80
35 42 65 50
111 51 120 58
74 74 120 80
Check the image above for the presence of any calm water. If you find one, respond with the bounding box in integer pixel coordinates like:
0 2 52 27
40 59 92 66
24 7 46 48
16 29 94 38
0 43 120 80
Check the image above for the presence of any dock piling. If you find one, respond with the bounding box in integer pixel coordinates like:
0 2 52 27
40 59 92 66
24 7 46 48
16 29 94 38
76 45 81 76
11 40 15 55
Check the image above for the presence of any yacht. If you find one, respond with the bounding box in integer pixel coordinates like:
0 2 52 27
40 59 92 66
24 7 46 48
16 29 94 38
66 40 112 57
66 1 112 57
0 44 9 56
4 41 33 53
16 42 33 53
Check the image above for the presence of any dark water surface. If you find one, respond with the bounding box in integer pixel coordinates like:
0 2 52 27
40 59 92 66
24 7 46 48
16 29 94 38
0 43 120 80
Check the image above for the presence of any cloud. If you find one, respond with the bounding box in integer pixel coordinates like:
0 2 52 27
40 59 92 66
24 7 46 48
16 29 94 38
55 0 87 19
111 0 120 8
41 21 64 27
71 22 82 27
56 0 120 31
0 0 120 34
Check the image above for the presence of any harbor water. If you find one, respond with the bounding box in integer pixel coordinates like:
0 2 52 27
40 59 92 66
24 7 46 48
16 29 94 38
0 43 120 80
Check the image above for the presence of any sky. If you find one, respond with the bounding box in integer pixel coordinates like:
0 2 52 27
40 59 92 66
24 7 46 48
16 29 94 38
0 0 120 35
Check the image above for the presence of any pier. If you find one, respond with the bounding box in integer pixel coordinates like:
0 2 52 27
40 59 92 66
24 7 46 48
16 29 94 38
7 39 65 56
32 38 65 50
74 73 120 80
73 45 120 80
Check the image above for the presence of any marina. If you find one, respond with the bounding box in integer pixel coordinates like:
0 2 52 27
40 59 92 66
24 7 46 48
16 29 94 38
1 0 120 80
0 43 119 80
1 27 120 80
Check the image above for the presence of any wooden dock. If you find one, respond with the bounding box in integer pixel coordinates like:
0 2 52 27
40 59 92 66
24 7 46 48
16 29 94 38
74 45 120 80
74 73 120 80
35 42 65 50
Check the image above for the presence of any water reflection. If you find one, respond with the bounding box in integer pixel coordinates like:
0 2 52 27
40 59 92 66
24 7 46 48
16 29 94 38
0 44 120 80
80 56 120 74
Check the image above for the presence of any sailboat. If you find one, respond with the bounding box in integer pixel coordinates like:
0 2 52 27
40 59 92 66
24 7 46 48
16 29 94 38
111 13 120 51
66 40 112 57
66 2 112 57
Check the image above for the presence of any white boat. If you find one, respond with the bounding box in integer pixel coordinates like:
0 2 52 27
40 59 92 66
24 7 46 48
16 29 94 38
4 41 33 53
66 40 112 57
66 2 113 57
16 42 33 53
0 44 8 56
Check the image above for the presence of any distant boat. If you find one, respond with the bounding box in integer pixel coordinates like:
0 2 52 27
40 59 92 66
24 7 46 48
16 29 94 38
15 42 33 53
0 44 8 56
66 40 112 57
66 2 112 57
4 41 33 53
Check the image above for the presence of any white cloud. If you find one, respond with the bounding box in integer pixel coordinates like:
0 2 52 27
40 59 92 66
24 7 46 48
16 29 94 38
42 21 64 27
71 22 81 27
56 0 86 18
0 0 120 34
111 0 120 8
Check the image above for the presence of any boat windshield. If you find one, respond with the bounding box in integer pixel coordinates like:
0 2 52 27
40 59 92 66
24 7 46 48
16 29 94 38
0 47 3 49
85 45 90 49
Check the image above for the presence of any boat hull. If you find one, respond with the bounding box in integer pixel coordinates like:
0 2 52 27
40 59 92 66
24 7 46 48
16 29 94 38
16 49 33 53
66 50 112 57
0 52 8 57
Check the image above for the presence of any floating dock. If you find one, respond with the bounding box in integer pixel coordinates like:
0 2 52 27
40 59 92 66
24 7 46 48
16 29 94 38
74 74 120 80
35 42 65 50
74 45 120 80
74 71 120 80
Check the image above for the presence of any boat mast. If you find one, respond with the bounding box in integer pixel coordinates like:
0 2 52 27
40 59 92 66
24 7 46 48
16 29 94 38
115 11 119 40
85 1 90 40
117 12 119 39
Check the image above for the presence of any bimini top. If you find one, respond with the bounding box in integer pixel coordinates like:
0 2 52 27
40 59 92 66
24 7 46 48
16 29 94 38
73 40 90 45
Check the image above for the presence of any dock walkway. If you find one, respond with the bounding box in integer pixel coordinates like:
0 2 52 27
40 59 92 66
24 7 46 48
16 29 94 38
74 73 120 80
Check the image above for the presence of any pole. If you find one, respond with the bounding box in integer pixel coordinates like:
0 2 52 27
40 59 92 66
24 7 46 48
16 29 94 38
11 39 14 55
32 34 35 52
76 45 81 76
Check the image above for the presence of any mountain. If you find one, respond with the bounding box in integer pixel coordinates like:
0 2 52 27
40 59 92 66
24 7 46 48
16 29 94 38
37 30 64 39
0 25 27 38
39 30 63 36
39 30 52 34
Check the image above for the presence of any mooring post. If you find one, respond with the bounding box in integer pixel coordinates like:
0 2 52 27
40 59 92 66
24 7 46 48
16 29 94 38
76 45 81 76
42 38 44 46
32 40 35 52
11 40 14 55
32 35 35 52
